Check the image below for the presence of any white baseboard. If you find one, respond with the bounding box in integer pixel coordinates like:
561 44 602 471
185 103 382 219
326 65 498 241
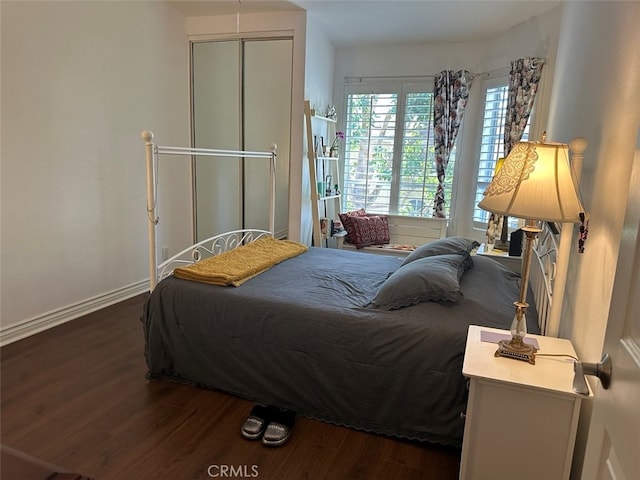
0 280 149 347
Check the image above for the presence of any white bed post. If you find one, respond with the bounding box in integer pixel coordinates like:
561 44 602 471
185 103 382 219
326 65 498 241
141 130 159 291
269 143 277 237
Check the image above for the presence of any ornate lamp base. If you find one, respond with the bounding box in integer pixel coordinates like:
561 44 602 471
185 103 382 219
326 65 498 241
495 337 537 365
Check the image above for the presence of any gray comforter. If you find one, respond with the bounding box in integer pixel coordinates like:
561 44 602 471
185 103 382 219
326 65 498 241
142 248 538 447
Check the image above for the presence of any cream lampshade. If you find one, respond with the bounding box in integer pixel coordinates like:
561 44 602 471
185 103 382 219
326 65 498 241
479 139 584 363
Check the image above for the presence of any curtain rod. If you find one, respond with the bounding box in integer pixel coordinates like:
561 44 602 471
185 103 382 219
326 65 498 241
344 65 527 84
344 74 434 83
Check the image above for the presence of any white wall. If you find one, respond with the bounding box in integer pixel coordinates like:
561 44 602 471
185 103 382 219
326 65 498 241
548 1 640 358
302 13 336 245
332 7 562 239
0 1 191 340
545 3 640 478
304 13 337 114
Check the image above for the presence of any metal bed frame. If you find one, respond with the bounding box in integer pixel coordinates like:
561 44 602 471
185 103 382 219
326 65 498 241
141 130 277 291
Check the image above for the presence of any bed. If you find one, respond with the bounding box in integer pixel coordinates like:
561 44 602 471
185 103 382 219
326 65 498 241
140 131 557 447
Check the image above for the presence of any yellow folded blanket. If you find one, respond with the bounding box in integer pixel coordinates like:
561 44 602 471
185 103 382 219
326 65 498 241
173 236 308 287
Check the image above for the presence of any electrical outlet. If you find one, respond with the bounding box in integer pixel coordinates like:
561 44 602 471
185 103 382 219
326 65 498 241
162 246 169 261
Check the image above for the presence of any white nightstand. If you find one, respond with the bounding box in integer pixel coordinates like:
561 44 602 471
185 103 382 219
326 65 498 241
476 243 522 273
460 325 591 480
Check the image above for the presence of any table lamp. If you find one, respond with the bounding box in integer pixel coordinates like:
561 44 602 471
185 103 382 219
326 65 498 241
478 138 584 364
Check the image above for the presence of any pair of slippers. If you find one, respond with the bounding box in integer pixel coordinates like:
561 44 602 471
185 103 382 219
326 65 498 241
240 404 296 447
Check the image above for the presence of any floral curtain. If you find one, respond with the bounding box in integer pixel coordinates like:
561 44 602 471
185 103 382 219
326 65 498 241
433 70 474 218
490 57 545 247
504 57 545 154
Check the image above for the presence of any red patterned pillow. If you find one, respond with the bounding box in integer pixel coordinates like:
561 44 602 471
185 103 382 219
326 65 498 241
338 209 367 243
348 215 390 248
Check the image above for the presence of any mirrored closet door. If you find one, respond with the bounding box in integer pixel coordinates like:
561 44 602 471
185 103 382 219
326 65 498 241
192 37 292 242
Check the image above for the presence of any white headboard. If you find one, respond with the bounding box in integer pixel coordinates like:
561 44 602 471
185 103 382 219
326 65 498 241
530 223 560 335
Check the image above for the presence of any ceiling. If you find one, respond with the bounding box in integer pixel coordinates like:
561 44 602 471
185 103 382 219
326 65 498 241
169 0 562 47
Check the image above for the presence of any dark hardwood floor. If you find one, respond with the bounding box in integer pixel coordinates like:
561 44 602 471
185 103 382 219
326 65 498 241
1 294 461 479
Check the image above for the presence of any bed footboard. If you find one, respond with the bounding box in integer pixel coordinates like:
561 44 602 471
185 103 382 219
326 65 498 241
142 131 277 292
155 229 272 289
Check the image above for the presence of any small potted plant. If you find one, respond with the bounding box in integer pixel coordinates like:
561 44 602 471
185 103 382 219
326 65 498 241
329 131 344 157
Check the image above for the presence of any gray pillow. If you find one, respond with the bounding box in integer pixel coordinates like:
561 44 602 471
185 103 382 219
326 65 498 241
401 236 480 267
370 254 467 310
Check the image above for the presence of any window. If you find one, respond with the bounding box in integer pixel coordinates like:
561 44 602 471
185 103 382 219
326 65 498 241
341 83 454 218
472 83 530 227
